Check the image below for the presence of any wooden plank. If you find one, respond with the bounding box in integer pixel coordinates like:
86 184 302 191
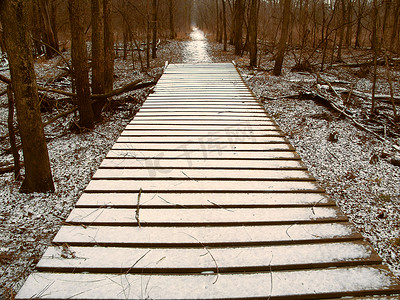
146 96 255 100
106 150 298 159
85 179 321 193
124 124 280 131
53 223 362 247
16 266 400 300
141 103 261 108
112 143 293 151
99 159 305 170
134 113 269 118
37 241 381 273
133 116 270 121
136 109 267 114
100 157 306 172
154 87 249 91
66 207 343 226
120 130 284 137
76 192 334 208
128 120 277 126
92 169 312 180
116 136 287 143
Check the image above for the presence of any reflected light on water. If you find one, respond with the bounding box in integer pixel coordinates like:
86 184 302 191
183 27 212 64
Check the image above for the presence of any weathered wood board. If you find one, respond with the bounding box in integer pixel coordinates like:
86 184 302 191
16 62 400 299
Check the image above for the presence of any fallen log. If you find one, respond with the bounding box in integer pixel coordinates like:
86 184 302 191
314 72 387 142
0 79 156 141
0 74 156 100
332 57 400 68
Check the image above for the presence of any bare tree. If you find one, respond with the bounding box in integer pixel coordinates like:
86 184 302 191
233 0 244 55
169 0 176 39
273 0 291 75
249 0 260 67
104 0 114 93
152 0 158 59
38 0 59 58
222 0 227 51
68 0 94 129
1 0 54 193
91 0 105 120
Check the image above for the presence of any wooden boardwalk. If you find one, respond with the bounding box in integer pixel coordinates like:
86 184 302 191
17 63 400 299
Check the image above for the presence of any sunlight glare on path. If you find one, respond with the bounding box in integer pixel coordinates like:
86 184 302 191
183 27 212 63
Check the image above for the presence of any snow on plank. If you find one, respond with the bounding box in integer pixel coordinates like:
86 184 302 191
85 179 321 193
53 223 361 247
99 158 305 170
120 130 284 137
112 142 294 151
76 192 334 208
106 150 298 159
37 241 380 273
16 267 400 300
65 207 344 226
116 136 287 143
92 169 312 181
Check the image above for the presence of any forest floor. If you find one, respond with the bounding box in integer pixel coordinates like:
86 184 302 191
1 29 400 299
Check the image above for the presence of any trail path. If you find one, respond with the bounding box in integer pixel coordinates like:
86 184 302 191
183 27 212 63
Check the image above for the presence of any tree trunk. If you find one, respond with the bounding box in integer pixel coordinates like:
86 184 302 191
336 0 346 61
151 0 158 59
168 0 176 39
390 0 400 52
0 0 54 193
7 85 21 180
222 0 227 51
249 0 259 67
31 0 44 56
91 0 105 120
104 0 114 93
68 0 94 129
233 0 244 55
371 0 379 115
38 0 59 58
273 0 291 76
216 0 220 42
345 0 352 46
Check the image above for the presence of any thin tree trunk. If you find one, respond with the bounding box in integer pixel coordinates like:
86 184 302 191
7 85 20 180
1 0 54 192
68 0 94 129
216 0 220 42
233 0 244 55
146 19 150 68
273 0 291 75
222 0 227 51
168 0 175 39
104 0 114 93
337 0 346 61
371 0 379 115
91 0 105 120
151 0 158 59
38 0 59 58
249 0 259 67
390 0 400 52
345 0 352 46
